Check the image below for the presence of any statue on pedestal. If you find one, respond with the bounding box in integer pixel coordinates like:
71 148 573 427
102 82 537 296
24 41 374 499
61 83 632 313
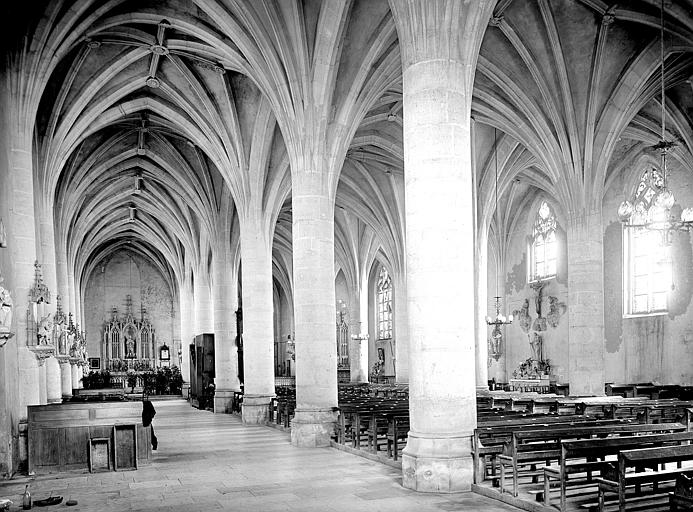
530 332 543 363
37 315 53 345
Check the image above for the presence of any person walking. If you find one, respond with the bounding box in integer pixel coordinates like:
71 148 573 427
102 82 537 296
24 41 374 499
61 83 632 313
142 400 158 450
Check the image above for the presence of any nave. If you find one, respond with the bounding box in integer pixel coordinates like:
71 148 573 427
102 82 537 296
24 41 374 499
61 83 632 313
0 400 516 512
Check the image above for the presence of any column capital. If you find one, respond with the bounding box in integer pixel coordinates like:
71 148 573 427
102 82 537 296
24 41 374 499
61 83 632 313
389 0 495 71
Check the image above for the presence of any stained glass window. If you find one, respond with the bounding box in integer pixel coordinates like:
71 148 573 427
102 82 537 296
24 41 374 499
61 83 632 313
376 267 392 340
530 201 557 281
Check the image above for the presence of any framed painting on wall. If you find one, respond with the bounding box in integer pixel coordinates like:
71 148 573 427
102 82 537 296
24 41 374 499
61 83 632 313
89 357 100 370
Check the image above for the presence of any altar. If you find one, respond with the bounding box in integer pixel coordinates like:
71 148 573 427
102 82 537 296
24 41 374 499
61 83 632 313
509 377 552 393
101 296 157 371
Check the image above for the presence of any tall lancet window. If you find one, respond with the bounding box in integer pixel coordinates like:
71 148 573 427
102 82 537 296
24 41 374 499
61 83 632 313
376 267 392 340
624 169 671 315
530 201 557 281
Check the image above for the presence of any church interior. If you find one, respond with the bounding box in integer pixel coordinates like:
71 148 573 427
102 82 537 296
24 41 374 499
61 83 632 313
2 0 693 510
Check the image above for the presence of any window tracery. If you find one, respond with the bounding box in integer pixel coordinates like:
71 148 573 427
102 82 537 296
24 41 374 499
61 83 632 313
530 201 557 281
376 267 392 340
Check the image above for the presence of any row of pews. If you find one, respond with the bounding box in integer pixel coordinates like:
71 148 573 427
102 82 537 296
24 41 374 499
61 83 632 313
255 381 693 510
476 390 693 512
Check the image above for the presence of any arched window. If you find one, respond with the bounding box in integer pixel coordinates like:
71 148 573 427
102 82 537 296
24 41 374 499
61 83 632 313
376 267 392 340
624 169 671 315
530 201 557 282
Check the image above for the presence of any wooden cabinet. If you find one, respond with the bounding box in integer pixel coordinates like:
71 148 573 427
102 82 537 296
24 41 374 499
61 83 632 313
28 402 150 474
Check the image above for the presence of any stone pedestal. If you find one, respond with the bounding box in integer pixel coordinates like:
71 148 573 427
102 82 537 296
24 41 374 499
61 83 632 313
45 356 62 403
402 433 474 493
58 357 72 399
214 389 236 414
290 409 338 447
241 395 272 424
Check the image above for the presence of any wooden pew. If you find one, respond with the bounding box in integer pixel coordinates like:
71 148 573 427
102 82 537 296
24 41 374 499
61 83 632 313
473 417 624 485
669 472 693 511
543 431 693 511
597 443 693 512
499 422 686 497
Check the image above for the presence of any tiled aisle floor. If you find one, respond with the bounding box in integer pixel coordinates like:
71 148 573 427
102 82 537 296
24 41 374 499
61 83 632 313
0 399 519 511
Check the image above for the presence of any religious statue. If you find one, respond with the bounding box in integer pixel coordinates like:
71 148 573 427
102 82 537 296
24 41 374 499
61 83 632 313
530 281 547 331
489 324 503 361
62 330 73 355
530 332 543 362
513 299 531 334
125 336 136 358
37 315 53 345
0 279 12 334
546 296 567 328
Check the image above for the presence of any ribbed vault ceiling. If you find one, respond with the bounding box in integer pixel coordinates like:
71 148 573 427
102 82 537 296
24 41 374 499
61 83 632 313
5 0 692 301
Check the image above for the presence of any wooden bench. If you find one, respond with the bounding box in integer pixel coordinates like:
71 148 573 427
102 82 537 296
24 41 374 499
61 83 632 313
543 431 693 511
669 472 693 511
499 422 686 497
473 417 625 485
597 442 693 512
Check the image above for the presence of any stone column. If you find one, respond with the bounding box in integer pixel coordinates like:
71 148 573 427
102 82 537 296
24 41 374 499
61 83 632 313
9 131 41 417
70 359 79 392
45 356 62 403
290 176 338 447
475 228 489 390
37 358 47 405
240 219 275 423
213 251 241 414
349 279 369 383
390 0 495 492
393 272 409 383
193 269 214 334
567 209 605 395
58 356 72 399
179 267 193 391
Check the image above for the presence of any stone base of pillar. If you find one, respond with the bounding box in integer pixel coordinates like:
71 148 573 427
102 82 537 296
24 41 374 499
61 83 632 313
214 389 236 414
242 395 272 424
290 409 338 448
401 432 474 493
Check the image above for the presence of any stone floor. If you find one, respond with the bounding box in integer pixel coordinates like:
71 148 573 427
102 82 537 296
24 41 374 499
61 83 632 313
0 399 520 511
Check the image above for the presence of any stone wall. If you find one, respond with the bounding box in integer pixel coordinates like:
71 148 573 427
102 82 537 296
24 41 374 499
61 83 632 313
83 250 179 367
602 160 693 385
498 202 570 384
495 161 693 387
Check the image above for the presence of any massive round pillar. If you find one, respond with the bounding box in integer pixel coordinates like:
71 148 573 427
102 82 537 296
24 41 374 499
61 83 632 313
349 279 369 383
239 220 275 424
567 210 605 395
390 0 495 493
212 251 241 414
290 179 338 447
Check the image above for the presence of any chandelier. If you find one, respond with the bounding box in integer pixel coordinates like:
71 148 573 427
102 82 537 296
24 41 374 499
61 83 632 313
617 0 693 233
486 128 513 361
